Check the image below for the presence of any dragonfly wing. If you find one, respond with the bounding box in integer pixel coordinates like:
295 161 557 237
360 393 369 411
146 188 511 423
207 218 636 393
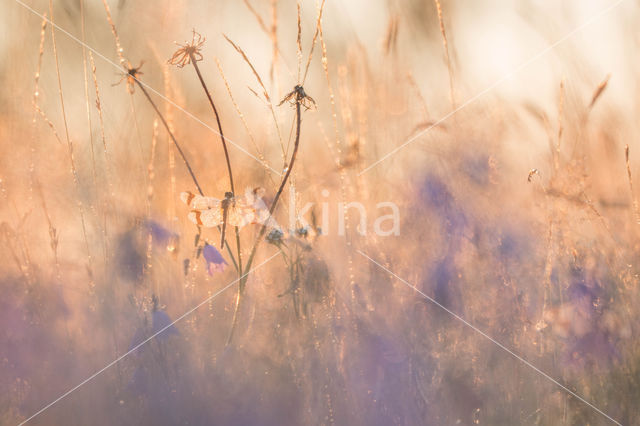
243 187 268 211
226 206 250 228
237 189 271 227
240 205 280 231
180 191 221 210
188 208 223 227
243 187 266 204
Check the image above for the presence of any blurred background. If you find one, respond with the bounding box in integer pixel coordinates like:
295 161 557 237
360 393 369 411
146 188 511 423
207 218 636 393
1 0 639 424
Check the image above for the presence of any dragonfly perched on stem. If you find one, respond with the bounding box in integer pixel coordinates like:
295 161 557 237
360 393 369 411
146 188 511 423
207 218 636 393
180 188 279 247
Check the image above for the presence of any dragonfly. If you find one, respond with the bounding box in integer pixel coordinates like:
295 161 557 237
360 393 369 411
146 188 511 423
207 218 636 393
180 187 280 247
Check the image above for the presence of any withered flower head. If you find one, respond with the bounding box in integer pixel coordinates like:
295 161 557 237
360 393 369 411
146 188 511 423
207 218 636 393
278 84 316 110
168 30 205 68
112 60 144 93
266 229 285 247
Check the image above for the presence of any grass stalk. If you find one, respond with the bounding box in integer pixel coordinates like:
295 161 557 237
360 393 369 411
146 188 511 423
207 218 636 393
132 77 239 267
226 90 304 345
188 53 235 195
187 52 242 269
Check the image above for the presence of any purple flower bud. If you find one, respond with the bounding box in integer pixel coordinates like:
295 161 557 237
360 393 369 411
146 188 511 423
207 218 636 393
152 310 179 340
203 243 227 275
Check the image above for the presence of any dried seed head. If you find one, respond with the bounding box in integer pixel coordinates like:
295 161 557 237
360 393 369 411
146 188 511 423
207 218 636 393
112 60 144 93
278 84 316 110
168 29 206 68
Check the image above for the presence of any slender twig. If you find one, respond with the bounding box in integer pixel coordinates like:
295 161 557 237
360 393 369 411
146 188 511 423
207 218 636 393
215 57 276 183
226 86 306 345
49 0 93 286
625 145 640 224
302 0 326 84
434 0 455 110
223 35 287 165
235 227 243 279
268 104 301 216
169 32 241 267
187 52 241 264
131 74 238 266
133 78 204 196
188 53 235 195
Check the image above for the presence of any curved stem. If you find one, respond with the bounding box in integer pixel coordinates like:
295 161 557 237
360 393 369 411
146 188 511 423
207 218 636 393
188 54 243 277
135 80 204 196
189 53 235 195
134 78 238 267
226 98 302 345
235 226 243 281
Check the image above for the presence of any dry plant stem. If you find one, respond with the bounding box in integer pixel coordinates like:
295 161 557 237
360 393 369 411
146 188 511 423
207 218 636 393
235 229 243 277
102 0 125 65
434 0 455 110
270 0 279 82
243 0 269 34
223 35 287 163
133 78 239 267
188 53 235 194
555 79 565 173
30 13 47 196
226 97 303 345
187 52 242 273
296 2 302 81
80 0 97 189
134 80 204 196
89 52 113 264
215 57 275 185
49 0 93 286
302 0 325 84
625 145 640 224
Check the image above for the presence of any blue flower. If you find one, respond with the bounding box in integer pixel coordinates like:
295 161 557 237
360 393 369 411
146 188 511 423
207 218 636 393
418 174 467 242
203 243 227 275
419 174 453 212
152 310 179 340
127 365 148 395
462 154 491 186
144 219 179 253
128 307 179 353
116 230 145 283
